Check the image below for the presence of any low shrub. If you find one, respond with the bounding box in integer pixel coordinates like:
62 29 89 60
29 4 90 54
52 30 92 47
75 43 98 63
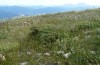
30 27 62 45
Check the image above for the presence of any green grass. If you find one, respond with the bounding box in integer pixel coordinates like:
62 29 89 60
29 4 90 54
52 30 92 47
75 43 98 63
0 8 100 65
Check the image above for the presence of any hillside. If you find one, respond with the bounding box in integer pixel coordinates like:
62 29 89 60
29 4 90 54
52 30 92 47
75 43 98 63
0 8 100 65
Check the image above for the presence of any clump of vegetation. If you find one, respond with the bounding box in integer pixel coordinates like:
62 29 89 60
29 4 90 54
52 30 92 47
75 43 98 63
30 27 61 44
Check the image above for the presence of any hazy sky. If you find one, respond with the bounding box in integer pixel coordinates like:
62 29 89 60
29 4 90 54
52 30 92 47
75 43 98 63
0 0 100 6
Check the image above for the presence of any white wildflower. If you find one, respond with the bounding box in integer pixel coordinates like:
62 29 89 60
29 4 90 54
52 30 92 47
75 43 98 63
85 35 91 38
57 51 64 54
74 37 79 40
38 53 42 56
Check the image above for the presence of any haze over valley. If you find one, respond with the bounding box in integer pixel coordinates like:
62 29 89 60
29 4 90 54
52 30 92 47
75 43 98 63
0 3 99 19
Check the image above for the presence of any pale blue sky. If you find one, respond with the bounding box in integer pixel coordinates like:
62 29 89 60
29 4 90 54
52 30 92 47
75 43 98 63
0 0 100 6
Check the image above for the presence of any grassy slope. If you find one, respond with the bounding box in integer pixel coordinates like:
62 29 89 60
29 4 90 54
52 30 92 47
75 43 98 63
0 8 100 65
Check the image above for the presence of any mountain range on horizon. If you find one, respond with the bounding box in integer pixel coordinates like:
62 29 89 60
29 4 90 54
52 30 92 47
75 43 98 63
0 3 100 19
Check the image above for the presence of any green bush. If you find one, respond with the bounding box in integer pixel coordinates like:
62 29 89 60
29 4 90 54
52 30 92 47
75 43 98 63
30 27 61 45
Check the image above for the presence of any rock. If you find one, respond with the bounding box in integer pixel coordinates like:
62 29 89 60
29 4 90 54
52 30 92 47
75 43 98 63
90 51 96 54
44 53 50 56
0 54 6 61
63 52 71 58
27 52 31 56
20 62 27 65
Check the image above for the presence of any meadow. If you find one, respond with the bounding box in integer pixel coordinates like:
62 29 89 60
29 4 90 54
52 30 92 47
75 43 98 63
0 8 100 65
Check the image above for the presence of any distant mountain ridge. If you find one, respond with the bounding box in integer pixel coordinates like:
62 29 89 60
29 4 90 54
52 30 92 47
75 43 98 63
0 3 99 19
